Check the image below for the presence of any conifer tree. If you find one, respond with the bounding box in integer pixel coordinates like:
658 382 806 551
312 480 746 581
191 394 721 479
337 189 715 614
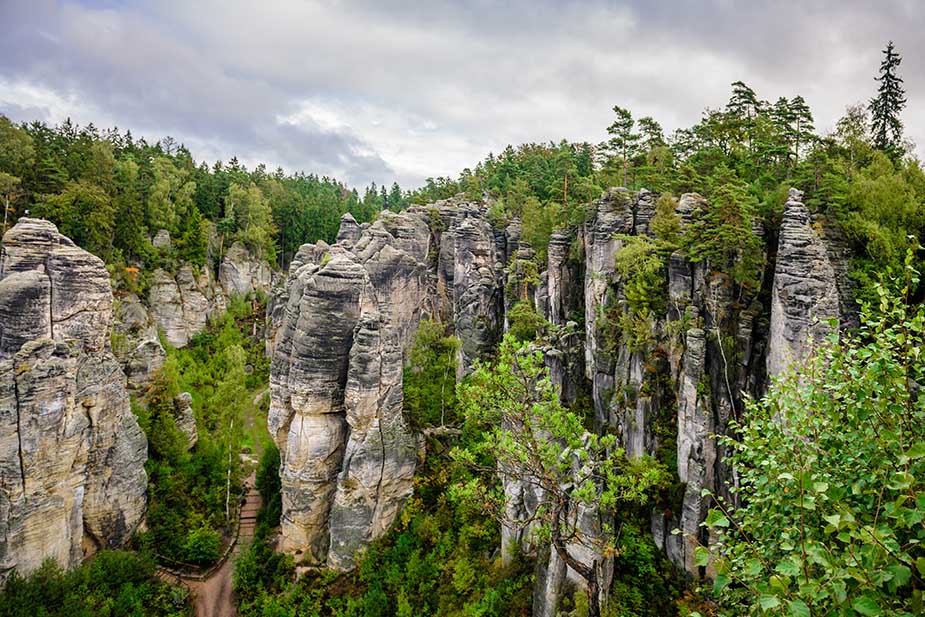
606 105 640 188
869 41 907 157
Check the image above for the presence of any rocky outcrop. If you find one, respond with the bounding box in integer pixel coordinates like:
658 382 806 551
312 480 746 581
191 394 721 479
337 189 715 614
111 293 166 391
173 392 198 449
269 198 504 568
137 238 275 353
767 188 848 377
0 219 147 581
148 265 221 348
219 241 273 298
270 186 857 610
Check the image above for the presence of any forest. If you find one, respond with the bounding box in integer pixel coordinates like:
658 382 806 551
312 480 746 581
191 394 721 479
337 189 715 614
0 40 923 617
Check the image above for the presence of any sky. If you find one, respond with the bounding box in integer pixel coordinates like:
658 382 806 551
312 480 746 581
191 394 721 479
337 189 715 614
1 0 923 190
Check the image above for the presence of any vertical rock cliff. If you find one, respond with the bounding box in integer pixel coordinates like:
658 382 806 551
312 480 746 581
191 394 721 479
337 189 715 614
268 200 506 568
268 187 856 609
0 219 147 581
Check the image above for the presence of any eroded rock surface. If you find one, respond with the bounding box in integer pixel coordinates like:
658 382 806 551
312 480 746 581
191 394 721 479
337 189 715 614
767 188 848 377
0 219 147 581
269 199 503 568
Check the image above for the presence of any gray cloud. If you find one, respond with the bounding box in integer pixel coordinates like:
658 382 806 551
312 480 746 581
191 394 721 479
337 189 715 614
1 0 923 188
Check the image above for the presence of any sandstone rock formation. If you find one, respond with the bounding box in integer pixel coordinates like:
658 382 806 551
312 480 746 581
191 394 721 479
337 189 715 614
0 219 147 581
767 188 849 377
135 238 274 353
219 241 274 298
173 392 198 449
269 199 504 568
111 293 166 391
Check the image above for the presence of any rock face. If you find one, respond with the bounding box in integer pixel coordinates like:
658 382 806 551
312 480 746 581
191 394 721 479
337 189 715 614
269 199 505 568
137 239 275 354
0 219 147 581
767 188 849 377
148 264 223 348
111 293 166 391
173 392 198 449
219 241 273 298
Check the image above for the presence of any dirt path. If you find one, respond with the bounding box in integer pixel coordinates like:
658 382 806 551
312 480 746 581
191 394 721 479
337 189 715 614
160 474 262 617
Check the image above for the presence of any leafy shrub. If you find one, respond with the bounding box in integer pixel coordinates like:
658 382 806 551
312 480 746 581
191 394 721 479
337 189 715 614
0 551 190 617
703 257 925 615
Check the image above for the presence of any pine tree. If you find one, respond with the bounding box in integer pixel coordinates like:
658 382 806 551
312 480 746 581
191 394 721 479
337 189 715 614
606 105 640 188
869 41 907 157
789 95 815 166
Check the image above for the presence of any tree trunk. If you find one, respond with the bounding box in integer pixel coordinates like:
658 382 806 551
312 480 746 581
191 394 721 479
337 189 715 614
551 538 602 617
587 567 601 617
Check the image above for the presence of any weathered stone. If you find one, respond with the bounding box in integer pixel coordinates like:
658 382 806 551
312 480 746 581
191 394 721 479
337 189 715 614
270 197 505 568
173 392 198 449
152 229 171 249
111 293 165 390
0 219 146 581
335 213 361 246
219 241 273 298
767 189 843 377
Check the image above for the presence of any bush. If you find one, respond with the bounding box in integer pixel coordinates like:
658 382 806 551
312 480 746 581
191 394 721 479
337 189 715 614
704 256 925 615
0 551 190 617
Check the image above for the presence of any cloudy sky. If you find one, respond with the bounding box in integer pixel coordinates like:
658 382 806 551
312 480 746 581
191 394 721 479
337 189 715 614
1 1 923 189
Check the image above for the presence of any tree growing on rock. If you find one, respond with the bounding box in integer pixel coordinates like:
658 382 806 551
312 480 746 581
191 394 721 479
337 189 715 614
453 335 667 617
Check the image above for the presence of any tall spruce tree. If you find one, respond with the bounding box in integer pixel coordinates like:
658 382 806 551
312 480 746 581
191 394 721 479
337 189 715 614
869 41 907 157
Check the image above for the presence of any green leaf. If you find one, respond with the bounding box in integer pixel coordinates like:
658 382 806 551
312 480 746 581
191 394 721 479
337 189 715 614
906 442 925 459
852 596 880 616
789 599 810 617
759 595 781 610
823 514 841 529
888 563 912 587
888 471 914 490
694 546 710 567
775 559 800 577
713 573 729 594
705 509 730 528
917 556 925 577
812 481 829 493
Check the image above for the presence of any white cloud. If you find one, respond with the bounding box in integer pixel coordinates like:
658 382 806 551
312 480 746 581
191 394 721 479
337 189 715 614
1 0 924 187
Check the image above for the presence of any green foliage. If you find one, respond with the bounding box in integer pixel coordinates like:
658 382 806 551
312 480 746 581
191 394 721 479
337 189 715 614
0 115 411 269
256 442 282 528
704 258 925 615
685 170 763 290
226 182 277 262
455 336 669 616
651 194 682 248
237 434 532 617
606 520 685 617
614 235 667 315
403 320 460 428
134 297 269 567
0 551 190 617
182 527 222 566
33 180 115 258
506 300 549 343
